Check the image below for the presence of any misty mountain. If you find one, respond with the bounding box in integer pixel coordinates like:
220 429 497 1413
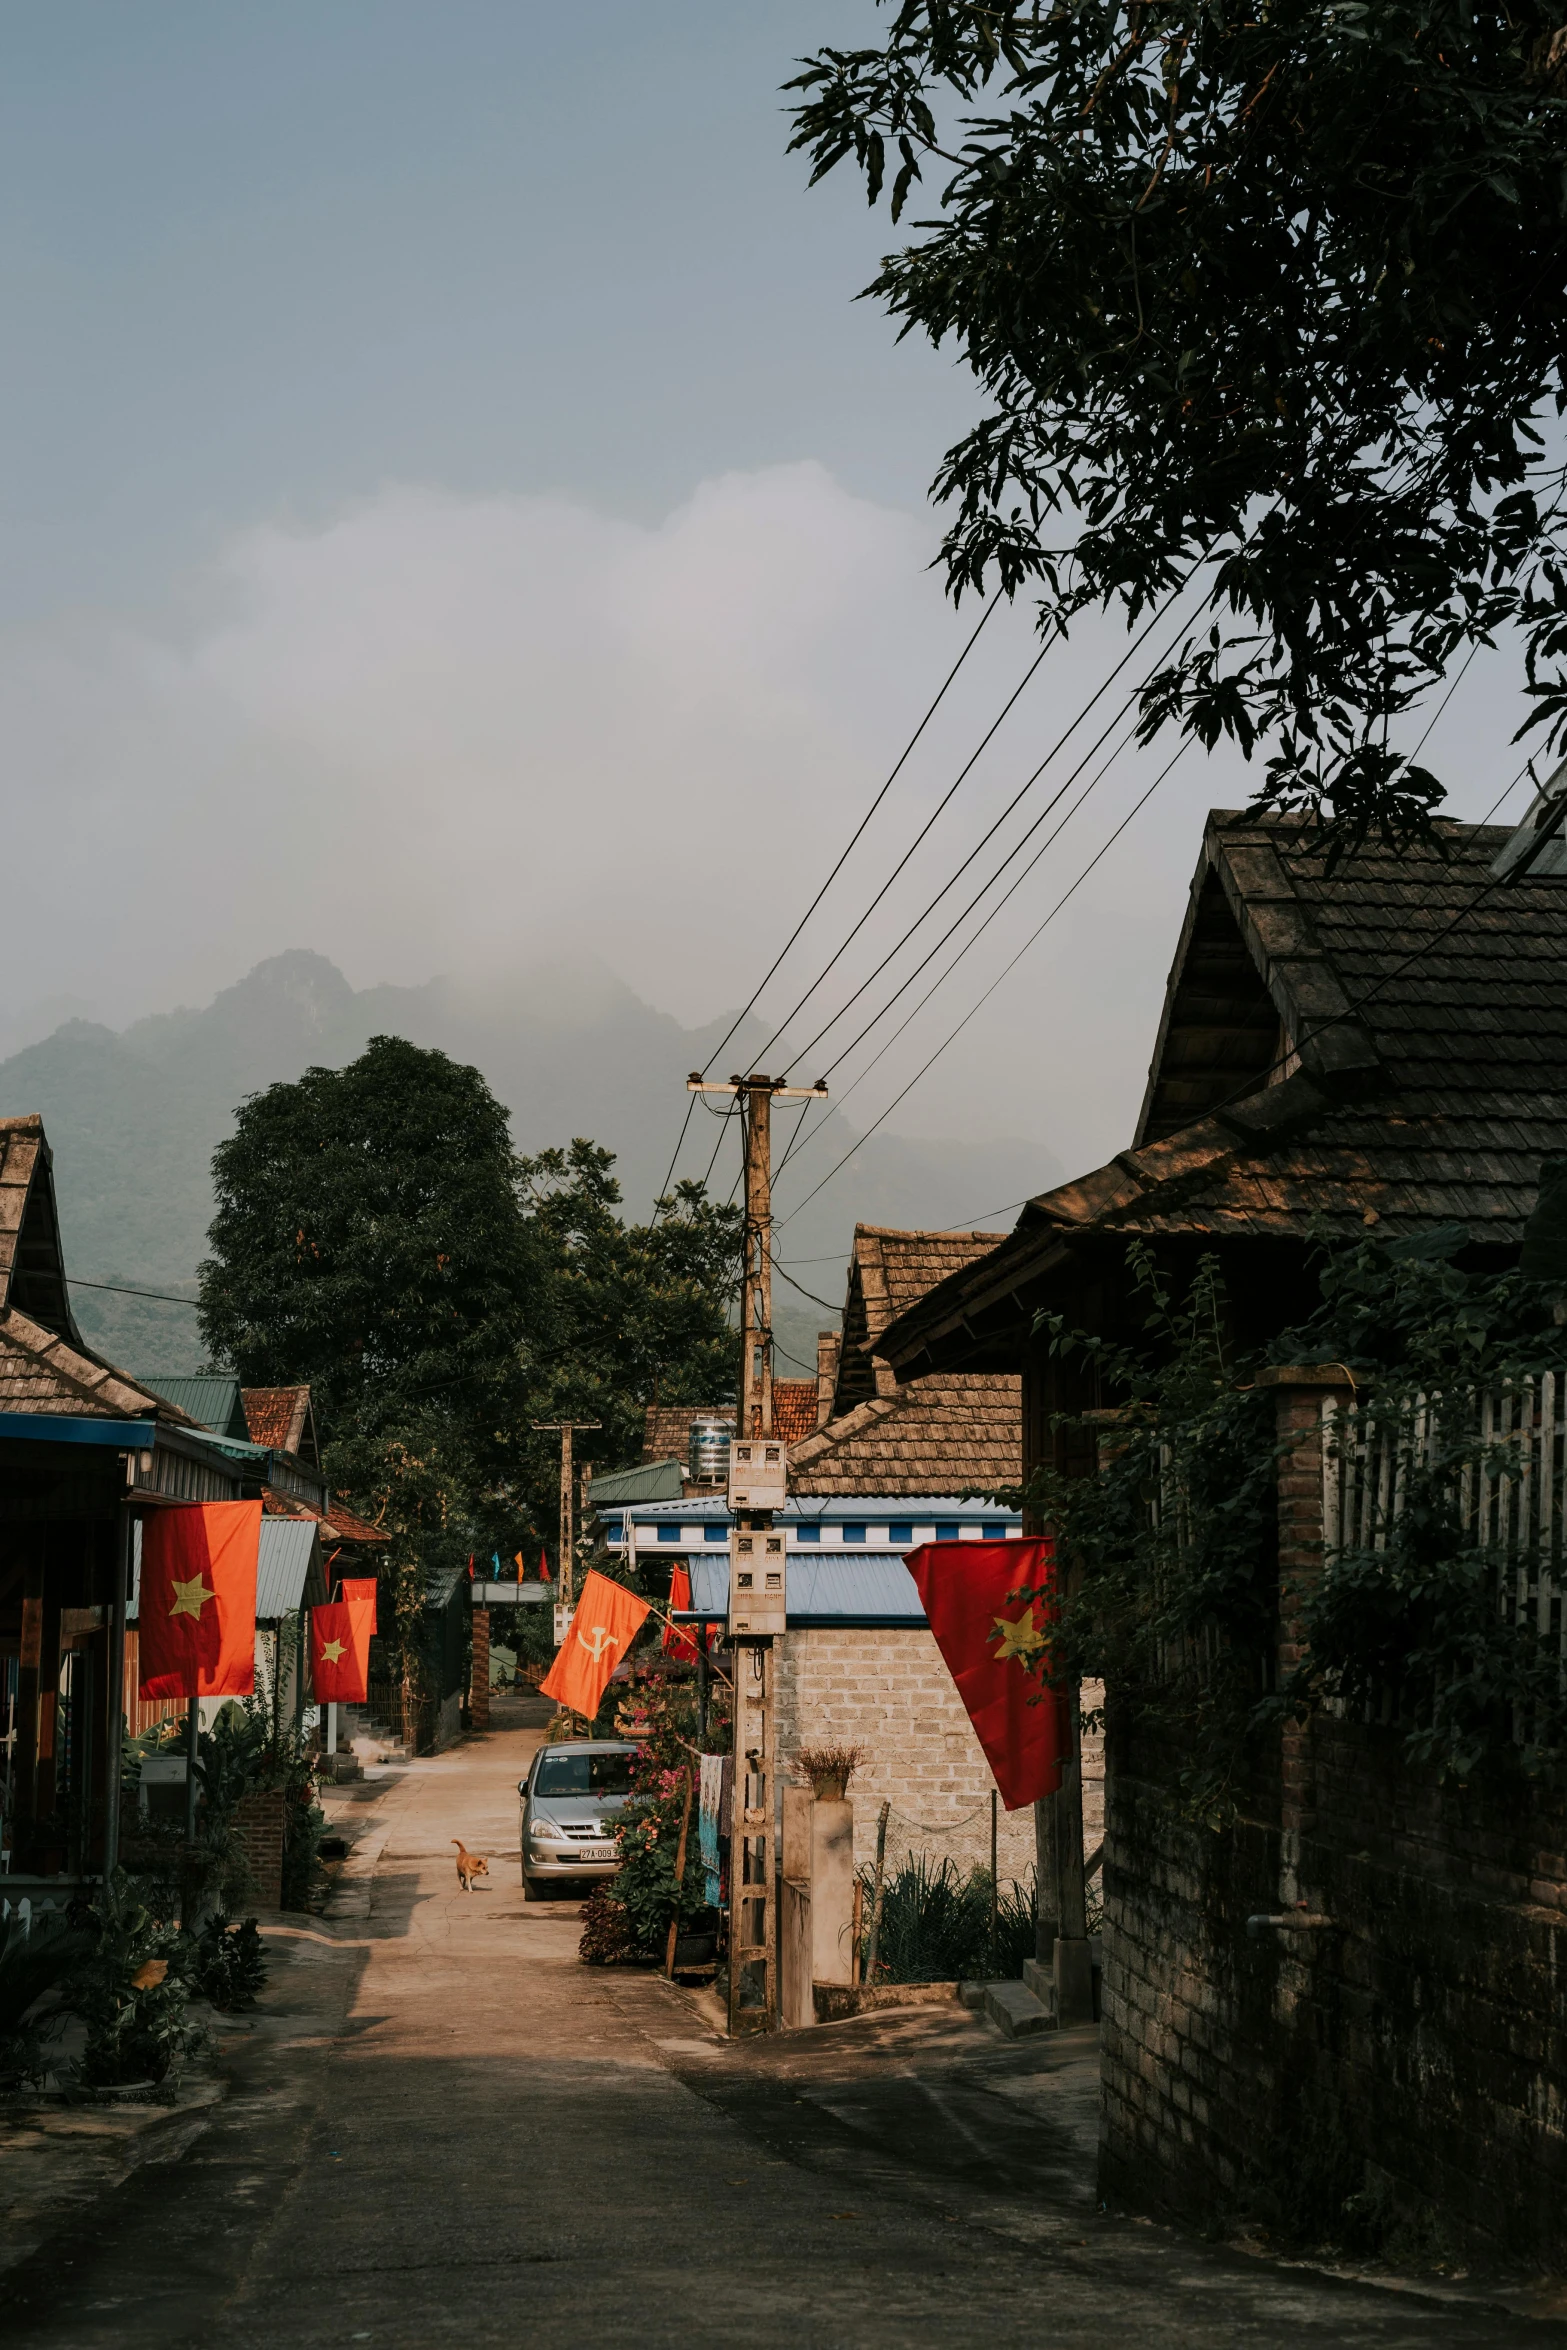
0 949 1060 1381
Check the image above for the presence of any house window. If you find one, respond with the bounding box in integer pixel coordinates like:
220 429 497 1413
983 1524 1011 1540
657 1525 680 1543
888 1523 913 1545
841 1524 866 1545
704 1523 727 1542
936 1523 961 1541
795 1524 820 1544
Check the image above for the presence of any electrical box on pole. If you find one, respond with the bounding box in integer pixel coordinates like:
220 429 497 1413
728 1528 786 1637
728 1438 787 1512
686 1069 826 2037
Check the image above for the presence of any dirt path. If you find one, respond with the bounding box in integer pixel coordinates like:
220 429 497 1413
3 1703 1559 2348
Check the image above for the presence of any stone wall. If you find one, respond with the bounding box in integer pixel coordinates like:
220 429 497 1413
1100 1370 1567 2270
775 1626 1037 1879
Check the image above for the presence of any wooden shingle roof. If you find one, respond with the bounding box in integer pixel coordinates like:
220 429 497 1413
878 810 1567 1374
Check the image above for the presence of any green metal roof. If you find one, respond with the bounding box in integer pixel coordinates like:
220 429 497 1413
588 1458 685 1506
138 1374 250 1442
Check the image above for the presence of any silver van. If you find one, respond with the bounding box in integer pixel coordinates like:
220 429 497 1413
520 1739 637 1899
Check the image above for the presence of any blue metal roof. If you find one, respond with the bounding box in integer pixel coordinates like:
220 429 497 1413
622 1495 1015 1524
684 1553 929 1628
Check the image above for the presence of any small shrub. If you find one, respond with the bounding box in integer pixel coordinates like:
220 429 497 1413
857 1853 1036 1983
577 1888 640 1967
793 1744 863 1799
69 1896 196 2088
190 1917 268 2011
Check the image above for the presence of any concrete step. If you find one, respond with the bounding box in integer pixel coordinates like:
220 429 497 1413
1021 1957 1059 2015
982 1979 1053 2039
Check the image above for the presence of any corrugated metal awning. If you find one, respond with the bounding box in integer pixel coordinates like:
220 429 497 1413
128 1514 326 1624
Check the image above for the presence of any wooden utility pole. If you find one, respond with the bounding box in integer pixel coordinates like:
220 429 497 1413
686 1070 826 2035
532 1421 601 1604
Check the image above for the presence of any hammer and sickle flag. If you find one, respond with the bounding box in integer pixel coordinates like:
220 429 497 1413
904 1537 1071 1811
311 1599 373 1703
538 1568 650 1722
138 1500 262 1701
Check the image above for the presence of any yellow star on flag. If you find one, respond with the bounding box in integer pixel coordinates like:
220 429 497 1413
320 1638 347 1665
990 1608 1047 1666
168 1575 214 1621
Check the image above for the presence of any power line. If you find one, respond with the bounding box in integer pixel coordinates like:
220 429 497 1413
749 632 1056 1071
761 584 1196 1079
68 1276 201 1308
775 741 1192 1230
803 679 1165 1094
695 590 1005 1085
774 725 1192 1193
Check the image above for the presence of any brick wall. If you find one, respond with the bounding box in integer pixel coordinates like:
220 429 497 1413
470 1607 490 1733
1100 1371 1567 2269
776 1626 1038 1880
231 1786 285 1910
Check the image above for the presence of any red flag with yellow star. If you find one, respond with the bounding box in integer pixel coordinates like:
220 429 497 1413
539 1568 650 1721
905 1537 1070 1810
310 1600 373 1703
137 1501 262 1701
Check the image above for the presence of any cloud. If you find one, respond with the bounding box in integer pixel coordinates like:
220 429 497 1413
3 460 1514 1176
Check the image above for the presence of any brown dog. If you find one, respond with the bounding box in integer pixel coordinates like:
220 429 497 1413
452 1840 490 1891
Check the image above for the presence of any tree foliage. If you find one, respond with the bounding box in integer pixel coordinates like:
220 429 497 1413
198 1047 740 1652
516 1141 741 1536
789 2 1567 849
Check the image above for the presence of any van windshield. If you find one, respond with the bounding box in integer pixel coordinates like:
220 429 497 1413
533 1750 635 1797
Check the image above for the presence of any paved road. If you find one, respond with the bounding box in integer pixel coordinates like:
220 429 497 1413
5 1698 1561 2348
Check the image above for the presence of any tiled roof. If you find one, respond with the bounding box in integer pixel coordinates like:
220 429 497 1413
0 1304 184 1422
789 1372 1020 1497
260 1488 389 1544
771 1381 819 1444
880 811 1567 1373
321 1499 390 1546
0 1116 81 1344
836 1227 1008 1415
242 1385 316 1462
642 1403 734 1465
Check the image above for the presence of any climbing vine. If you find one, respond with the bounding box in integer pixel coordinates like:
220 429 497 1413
1012 1229 1567 1811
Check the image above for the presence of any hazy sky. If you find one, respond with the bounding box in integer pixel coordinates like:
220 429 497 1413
0 3 1533 1207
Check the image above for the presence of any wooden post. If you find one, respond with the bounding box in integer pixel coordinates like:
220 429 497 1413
866 1798 890 1984
184 1696 199 1842
532 1422 601 1607
989 1787 999 1968
102 1505 132 1892
664 1766 694 1978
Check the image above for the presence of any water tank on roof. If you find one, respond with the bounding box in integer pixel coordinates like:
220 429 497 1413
689 1416 731 1486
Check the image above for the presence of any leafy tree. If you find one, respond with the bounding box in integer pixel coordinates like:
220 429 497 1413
199 1037 547 1689
789 3 1567 849
516 1141 741 1540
